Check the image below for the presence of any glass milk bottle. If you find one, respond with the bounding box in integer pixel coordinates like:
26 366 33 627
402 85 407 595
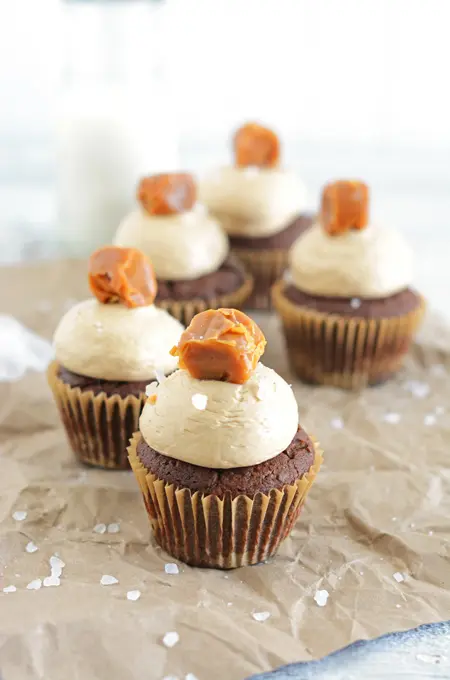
56 0 179 257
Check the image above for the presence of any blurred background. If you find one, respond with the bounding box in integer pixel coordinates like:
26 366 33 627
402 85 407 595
0 0 449 314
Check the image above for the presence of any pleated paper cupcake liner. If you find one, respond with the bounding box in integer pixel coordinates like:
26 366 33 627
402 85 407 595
128 432 323 569
48 361 147 470
272 280 426 389
230 248 288 310
155 273 254 326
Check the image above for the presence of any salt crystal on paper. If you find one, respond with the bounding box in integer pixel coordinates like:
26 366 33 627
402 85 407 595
403 380 430 398
396 604 401 608
127 590 141 601
330 417 344 430
162 676 179 680
43 575 61 587
424 414 436 426
162 631 180 648
428 530 434 536
3 585 16 593
13 510 27 521
27 579 42 590
227 602 233 607
185 674 199 680
107 523 120 534
430 364 446 377
350 298 361 309
393 572 404 583
165 563 179 575
314 589 329 607
435 406 445 415
100 574 118 586
383 412 401 424
252 611 271 622
191 393 208 411
25 541 38 553
50 556 65 570
93 523 107 534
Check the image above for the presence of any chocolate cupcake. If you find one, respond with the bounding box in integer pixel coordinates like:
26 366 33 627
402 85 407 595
128 308 322 568
272 180 425 389
48 246 183 469
113 173 253 325
199 123 313 309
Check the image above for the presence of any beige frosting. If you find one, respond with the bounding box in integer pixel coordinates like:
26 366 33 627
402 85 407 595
199 166 307 238
140 363 299 468
289 222 414 298
113 206 229 281
54 299 183 381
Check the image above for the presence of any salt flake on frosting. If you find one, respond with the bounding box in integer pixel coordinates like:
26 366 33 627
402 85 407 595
191 393 208 410
162 631 180 648
252 611 271 622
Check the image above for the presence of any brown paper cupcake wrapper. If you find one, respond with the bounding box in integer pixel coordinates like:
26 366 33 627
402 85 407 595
155 274 253 326
230 248 288 310
48 361 147 470
128 433 323 569
272 280 426 389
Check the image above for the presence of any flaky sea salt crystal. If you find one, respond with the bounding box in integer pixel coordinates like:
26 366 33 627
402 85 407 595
403 380 430 398
350 298 361 309
100 574 118 586
396 604 401 608
3 585 16 593
165 563 179 575
252 611 271 622
27 579 42 590
50 556 65 570
330 418 344 430
162 631 180 648
43 575 61 587
13 510 27 521
424 414 436 426
155 368 166 385
107 523 120 534
25 541 38 553
416 653 447 664
191 393 208 410
93 523 107 534
435 406 445 415
162 676 179 680
185 674 199 680
383 412 401 424
314 589 329 607
145 381 158 397
393 572 404 582
127 590 141 601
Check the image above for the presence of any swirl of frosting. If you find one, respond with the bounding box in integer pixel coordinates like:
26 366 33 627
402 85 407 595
114 206 229 281
289 222 414 298
199 167 307 238
140 363 299 468
54 299 183 381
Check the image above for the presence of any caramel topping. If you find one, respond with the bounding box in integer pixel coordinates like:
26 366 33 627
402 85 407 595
147 394 158 405
171 308 266 384
88 246 157 308
320 180 369 236
137 173 196 216
234 123 280 169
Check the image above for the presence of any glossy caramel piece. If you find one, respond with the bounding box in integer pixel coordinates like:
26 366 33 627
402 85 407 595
234 122 280 169
88 246 157 308
171 308 266 384
137 173 196 216
320 180 369 236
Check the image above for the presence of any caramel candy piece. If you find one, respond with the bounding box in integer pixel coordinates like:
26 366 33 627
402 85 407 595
234 122 280 169
320 180 369 236
137 173 196 216
171 308 266 384
88 246 157 308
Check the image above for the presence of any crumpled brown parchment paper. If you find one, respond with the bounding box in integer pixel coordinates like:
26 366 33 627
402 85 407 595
1 260 449 680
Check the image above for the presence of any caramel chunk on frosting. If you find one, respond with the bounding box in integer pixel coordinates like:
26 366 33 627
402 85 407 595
234 122 280 169
171 308 266 384
137 173 196 216
320 180 369 236
88 246 157 308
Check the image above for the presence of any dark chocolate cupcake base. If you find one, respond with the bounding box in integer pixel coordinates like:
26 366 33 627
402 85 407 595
272 280 425 389
136 426 315 498
128 428 322 568
229 213 314 310
57 366 152 398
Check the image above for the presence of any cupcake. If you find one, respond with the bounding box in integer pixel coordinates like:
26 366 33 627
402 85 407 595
199 123 313 309
113 172 253 325
128 308 322 568
272 180 425 389
48 246 184 469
